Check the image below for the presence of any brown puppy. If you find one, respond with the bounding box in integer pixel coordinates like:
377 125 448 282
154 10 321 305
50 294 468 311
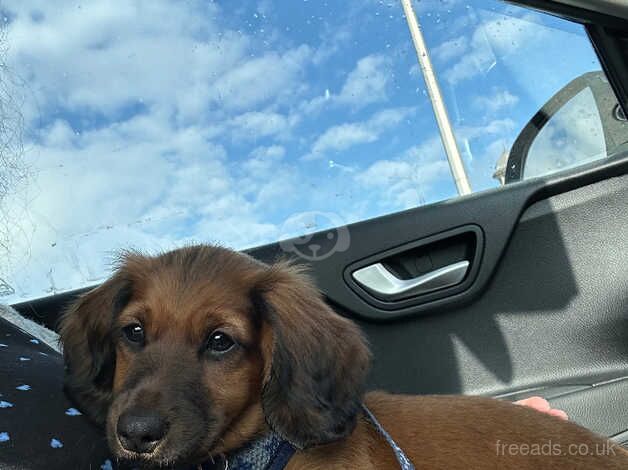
59 245 628 469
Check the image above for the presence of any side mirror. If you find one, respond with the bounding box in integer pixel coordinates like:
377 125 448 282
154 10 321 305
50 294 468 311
495 71 628 184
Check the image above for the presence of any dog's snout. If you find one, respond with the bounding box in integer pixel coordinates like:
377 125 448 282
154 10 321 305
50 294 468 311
117 408 167 454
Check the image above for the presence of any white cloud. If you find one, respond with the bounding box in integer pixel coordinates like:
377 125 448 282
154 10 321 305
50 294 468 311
444 12 550 85
448 118 517 166
251 145 286 159
0 1 321 302
304 107 415 160
336 54 391 108
312 26 352 65
311 125 377 155
463 118 517 140
227 111 298 141
367 107 413 129
299 53 391 115
355 136 452 210
473 90 519 114
207 45 312 113
432 36 468 63
5 1 312 126
444 35 496 85
414 0 463 13
1 112 297 298
243 145 286 174
0 0 316 299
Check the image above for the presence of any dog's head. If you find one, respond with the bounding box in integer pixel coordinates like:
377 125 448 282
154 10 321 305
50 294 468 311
59 245 370 467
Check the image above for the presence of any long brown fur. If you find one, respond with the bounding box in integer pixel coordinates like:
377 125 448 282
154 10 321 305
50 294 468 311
59 245 628 469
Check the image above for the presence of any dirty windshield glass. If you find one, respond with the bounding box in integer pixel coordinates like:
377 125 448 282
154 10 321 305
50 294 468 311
0 1 616 302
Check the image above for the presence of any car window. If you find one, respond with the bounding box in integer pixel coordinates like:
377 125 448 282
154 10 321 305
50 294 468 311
0 0 626 303
417 1 628 187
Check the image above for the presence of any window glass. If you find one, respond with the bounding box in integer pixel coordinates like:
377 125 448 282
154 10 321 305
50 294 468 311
0 0 625 303
524 87 606 179
419 1 627 188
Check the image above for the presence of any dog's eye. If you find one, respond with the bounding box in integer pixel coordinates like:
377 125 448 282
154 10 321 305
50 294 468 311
206 331 235 354
122 323 145 345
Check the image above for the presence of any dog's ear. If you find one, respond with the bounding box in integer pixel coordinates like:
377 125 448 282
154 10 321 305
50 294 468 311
254 262 370 449
58 272 133 426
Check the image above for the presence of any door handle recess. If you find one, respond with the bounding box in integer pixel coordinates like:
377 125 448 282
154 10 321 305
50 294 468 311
352 260 470 300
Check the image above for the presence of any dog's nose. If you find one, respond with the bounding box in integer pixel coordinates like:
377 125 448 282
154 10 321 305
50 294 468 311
116 408 167 454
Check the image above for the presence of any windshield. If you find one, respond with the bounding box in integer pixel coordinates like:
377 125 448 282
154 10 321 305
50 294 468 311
0 1 609 303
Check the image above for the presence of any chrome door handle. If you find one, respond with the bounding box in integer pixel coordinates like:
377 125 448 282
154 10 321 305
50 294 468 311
352 260 469 299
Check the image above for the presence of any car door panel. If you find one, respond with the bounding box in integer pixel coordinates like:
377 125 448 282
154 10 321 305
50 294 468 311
355 169 628 439
548 378 628 439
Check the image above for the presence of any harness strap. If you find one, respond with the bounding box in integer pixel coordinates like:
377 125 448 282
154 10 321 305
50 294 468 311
361 404 416 470
196 405 413 470
196 434 295 470
265 440 296 470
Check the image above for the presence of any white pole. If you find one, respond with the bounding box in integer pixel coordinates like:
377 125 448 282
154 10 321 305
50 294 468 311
400 0 472 196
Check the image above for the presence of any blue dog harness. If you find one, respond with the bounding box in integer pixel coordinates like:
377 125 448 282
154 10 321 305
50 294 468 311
361 404 416 470
196 432 295 470
197 405 415 470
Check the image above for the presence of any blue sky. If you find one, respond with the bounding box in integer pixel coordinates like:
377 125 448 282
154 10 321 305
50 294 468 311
0 0 603 302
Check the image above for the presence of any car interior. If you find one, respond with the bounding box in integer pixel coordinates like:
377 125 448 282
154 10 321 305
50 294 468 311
2 0 628 468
